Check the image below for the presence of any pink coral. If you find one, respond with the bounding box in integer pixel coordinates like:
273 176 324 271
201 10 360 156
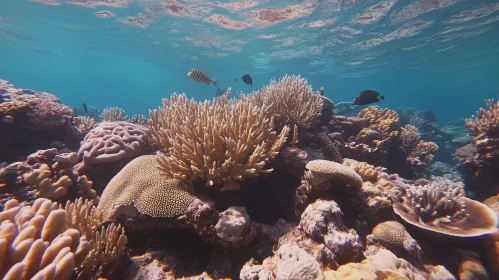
74 121 150 173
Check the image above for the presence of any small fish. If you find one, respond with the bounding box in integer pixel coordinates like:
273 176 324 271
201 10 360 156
235 78 237 82
82 103 88 113
352 90 385 106
187 68 217 86
242 74 252 86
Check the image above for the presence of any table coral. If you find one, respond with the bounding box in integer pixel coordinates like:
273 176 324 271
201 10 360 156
74 121 150 173
393 178 498 238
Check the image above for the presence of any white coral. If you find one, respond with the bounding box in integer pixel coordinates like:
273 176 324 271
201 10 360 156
275 244 324 280
215 206 250 243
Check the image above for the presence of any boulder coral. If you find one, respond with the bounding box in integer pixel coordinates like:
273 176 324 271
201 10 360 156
97 155 196 221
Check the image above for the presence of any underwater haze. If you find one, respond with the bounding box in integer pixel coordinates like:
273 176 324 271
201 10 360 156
1 0 498 122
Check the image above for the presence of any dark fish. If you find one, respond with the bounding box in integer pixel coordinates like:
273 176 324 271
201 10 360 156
352 90 385 106
82 103 88 113
242 74 252 86
235 78 237 82
216 87 227 97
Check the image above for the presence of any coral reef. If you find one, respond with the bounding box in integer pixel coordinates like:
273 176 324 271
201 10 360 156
3 75 499 280
0 80 80 162
458 99 499 199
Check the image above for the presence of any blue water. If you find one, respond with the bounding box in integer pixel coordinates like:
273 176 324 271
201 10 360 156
1 0 498 122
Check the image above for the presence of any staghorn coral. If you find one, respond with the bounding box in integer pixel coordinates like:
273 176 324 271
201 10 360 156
74 121 150 173
0 197 127 279
97 155 196 221
130 113 148 125
465 98 499 139
241 75 323 129
369 221 421 258
305 159 363 188
393 178 498 237
342 158 377 182
100 107 129 121
459 99 499 198
72 116 96 134
149 91 289 191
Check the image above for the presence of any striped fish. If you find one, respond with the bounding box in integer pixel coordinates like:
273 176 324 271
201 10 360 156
187 68 217 86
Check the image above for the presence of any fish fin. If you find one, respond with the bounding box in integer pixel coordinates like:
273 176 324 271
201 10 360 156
213 79 218 86
379 96 385 101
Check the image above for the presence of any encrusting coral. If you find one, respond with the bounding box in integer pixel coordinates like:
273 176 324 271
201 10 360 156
149 90 290 191
342 158 377 182
393 178 498 237
0 197 127 279
97 155 196 221
74 121 150 173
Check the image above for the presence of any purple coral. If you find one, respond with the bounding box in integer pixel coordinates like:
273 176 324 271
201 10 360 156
74 121 150 173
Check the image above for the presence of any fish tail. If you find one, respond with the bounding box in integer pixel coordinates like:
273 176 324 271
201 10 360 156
213 79 218 86
379 96 385 101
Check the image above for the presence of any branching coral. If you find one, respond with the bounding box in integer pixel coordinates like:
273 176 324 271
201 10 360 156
393 178 498 237
149 90 290 191
72 116 96 134
241 75 323 129
130 114 148 125
100 107 129 121
465 98 499 139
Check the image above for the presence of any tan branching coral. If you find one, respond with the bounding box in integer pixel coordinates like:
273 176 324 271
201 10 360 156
393 179 498 237
130 113 148 125
100 107 129 121
305 159 363 188
400 125 420 148
342 159 377 182
400 125 438 163
359 106 400 137
465 98 499 138
149 91 290 191
241 75 323 129
97 155 196 221
73 116 96 134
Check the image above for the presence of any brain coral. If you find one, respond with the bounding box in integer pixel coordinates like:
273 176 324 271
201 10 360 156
74 121 150 172
306 159 363 188
97 155 196 221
